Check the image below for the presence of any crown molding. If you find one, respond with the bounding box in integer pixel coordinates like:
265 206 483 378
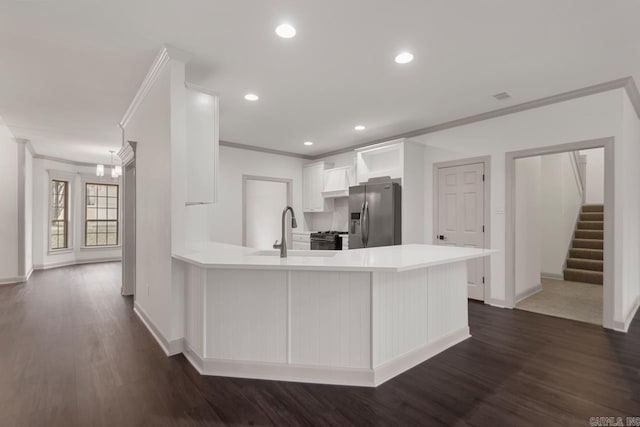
311 76 639 159
34 154 96 168
623 77 640 119
131 75 640 163
119 44 192 130
118 141 137 166
220 140 313 160
16 138 103 167
25 140 36 156
185 82 219 97
14 138 37 157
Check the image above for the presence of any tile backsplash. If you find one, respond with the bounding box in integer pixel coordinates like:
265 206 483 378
304 198 349 231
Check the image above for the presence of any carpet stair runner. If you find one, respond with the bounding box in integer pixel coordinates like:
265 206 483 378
564 204 603 285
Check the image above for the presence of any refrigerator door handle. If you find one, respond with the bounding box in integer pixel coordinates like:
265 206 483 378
360 201 366 247
362 200 370 247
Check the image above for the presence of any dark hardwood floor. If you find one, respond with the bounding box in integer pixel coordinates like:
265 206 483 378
0 262 638 426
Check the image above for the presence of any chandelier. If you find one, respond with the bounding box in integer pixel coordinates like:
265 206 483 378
96 150 122 178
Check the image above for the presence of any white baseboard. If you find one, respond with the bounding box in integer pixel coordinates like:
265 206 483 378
515 283 543 303
486 297 508 308
613 295 640 333
541 272 564 280
0 267 34 285
373 326 470 386
184 340 374 387
33 257 121 271
0 276 25 286
134 302 184 356
182 327 470 388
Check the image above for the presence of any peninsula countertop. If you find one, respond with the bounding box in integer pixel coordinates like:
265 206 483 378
172 242 495 273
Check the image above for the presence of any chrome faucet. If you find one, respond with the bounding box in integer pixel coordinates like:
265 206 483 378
273 206 297 258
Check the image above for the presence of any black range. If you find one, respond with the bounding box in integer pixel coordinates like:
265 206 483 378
310 231 348 250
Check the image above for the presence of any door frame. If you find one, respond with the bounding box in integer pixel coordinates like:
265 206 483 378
242 175 294 247
505 137 614 329
433 155 491 303
120 141 137 297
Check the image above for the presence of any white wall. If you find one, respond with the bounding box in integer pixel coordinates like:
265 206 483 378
622 92 640 322
580 148 605 204
206 145 306 244
515 157 541 300
31 158 122 269
414 89 626 314
124 64 174 340
539 152 583 277
0 123 19 282
124 56 211 344
402 141 426 244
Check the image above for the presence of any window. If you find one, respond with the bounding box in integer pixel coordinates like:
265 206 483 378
85 183 119 247
50 180 69 250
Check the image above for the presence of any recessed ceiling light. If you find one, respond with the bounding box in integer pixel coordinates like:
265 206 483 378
303 141 313 146
244 93 259 101
394 52 414 64
354 125 366 131
275 23 296 38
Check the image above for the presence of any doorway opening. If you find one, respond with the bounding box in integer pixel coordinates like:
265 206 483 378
242 175 293 250
506 138 614 328
121 142 136 297
433 156 491 302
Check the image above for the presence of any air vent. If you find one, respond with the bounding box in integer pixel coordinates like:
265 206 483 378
493 92 511 100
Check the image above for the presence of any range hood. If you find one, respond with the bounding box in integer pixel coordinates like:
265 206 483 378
322 166 355 198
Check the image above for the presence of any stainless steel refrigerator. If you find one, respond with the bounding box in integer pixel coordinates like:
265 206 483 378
348 181 401 248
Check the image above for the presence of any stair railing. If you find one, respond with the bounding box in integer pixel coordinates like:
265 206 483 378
569 151 585 204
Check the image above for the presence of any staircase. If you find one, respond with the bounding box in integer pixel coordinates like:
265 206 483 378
564 204 603 284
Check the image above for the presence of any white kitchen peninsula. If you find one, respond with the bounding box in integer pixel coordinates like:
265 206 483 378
173 243 494 387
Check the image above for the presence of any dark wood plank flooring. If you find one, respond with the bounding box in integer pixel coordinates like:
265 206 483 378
1 262 638 426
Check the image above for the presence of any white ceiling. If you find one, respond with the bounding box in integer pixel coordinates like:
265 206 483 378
1 0 639 162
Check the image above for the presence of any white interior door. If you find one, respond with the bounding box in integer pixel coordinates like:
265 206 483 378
245 179 289 249
437 163 485 300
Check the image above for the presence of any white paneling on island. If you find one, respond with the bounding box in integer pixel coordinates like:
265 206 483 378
173 243 494 387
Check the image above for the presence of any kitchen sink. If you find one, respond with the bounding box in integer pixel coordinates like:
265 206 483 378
251 250 337 258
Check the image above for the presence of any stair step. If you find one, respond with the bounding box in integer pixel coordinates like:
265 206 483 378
575 229 603 239
572 238 603 249
564 268 603 285
566 258 603 272
582 204 604 213
577 220 604 230
569 248 603 260
580 212 604 221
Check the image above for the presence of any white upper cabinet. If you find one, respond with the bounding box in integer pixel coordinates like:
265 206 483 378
355 140 404 184
322 166 355 198
186 86 219 205
303 161 334 212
